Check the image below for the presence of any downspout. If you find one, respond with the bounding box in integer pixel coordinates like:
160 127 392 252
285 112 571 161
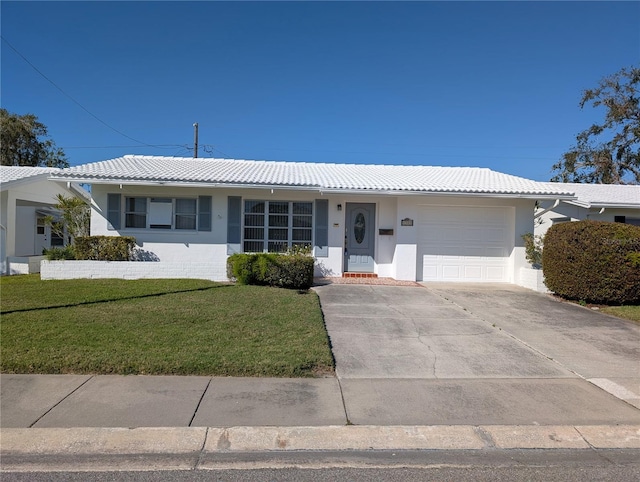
534 199 560 219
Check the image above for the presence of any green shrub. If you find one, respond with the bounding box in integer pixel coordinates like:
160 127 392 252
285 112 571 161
227 253 258 285
521 232 543 268
261 254 315 289
43 246 76 260
542 220 640 305
227 252 315 290
73 236 137 261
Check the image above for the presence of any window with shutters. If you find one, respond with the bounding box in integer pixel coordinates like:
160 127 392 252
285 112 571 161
119 196 210 231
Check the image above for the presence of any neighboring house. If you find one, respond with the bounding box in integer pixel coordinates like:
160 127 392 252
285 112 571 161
535 183 640 237
0 166 89 275
49 155 575 285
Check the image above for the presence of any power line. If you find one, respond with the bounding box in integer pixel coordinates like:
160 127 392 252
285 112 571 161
1 35 181 150
60 144 189 150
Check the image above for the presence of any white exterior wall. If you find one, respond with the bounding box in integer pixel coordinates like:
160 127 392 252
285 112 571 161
322 194 397 277
1 178 80 274
518 267 549 293
512 198 536 280
1 191 7 274
15 206 37 256
88 184 535 284
403 195 534 284
92 185 401 280
536 203 640 237
395 197 419 281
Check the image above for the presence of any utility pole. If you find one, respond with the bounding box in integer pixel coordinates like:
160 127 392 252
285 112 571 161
193 123 199 158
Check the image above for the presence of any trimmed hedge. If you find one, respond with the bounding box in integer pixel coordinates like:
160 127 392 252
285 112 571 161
43 246 77 260
542 220 640 305
227 253 314 290
74 236 137 261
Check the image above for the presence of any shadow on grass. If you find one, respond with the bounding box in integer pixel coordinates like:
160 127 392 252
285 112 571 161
1 284 234 315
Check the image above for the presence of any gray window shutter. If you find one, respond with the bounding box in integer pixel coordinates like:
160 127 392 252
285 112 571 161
227 196 242 244
107 193 121 230
314 199 328 257
198 196 212 231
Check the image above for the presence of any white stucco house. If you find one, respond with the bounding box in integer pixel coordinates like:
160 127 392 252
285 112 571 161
0 166 89 275
535 183 640 237
45 155 577 287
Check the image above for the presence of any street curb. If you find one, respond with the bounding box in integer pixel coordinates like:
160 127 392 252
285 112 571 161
2 425 639 457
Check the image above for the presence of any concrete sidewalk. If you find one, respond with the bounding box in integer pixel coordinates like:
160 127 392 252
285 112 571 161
4 373 640 429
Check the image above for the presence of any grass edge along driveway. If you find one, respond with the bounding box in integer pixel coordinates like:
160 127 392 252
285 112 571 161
0 276 334 377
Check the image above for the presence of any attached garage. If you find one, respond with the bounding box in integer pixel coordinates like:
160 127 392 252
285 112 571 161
417 205 514 282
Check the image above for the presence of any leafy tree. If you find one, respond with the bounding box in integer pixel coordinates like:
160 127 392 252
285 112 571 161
0 108 69 168
44 194 90 244
551 66 639 184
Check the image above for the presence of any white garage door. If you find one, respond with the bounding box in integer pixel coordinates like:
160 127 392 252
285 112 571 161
417 206 513 282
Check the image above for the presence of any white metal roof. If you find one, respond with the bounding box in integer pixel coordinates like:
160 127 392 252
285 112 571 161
0 166 60 187
551 182 640 208
1 165 90 199
53 155 575 198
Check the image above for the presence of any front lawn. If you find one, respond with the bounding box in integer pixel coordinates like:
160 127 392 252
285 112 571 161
600 305 640 323
0 275 334 377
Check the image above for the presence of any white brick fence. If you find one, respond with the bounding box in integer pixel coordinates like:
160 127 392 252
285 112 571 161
518 267 549 293
40 260 228 282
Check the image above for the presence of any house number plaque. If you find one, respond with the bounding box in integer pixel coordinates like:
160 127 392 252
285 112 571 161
401 218 414 227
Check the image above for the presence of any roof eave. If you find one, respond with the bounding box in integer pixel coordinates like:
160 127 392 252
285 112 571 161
564 199 640 209
47 176 575 199
0 173 54 191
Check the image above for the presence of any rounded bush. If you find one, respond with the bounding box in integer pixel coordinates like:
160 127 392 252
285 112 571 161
74 236 136 261
542 220 640 305
227 252 314 290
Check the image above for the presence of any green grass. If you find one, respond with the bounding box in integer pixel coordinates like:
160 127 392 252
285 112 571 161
0 275 334 377
600 305 640 323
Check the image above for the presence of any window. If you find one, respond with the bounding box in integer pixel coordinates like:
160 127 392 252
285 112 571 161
243 200 312 252
122 196 210 230
175 198 197 230
51 231 65 247
125 197 147 228
149 198 172 229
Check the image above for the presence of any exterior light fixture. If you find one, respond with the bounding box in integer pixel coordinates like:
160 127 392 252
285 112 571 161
337 204 342 211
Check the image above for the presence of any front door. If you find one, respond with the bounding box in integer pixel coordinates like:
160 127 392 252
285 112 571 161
35 217 49 253
344 203 376 273
35 216 64 253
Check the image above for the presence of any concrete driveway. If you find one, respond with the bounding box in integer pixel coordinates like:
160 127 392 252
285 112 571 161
313 283 640 426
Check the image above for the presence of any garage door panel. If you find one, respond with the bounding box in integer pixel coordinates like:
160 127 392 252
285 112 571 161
464 227 483 241
463 266 482 279
487 266 506 280
418 206 513 282
423 264 438 279
464 247 485 257
484 228 505 242
442 265 461 279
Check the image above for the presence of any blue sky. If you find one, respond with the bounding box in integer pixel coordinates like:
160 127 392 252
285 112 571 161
2 1 639 181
